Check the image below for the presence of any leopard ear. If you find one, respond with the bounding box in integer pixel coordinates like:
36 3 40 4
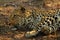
20 7 25 13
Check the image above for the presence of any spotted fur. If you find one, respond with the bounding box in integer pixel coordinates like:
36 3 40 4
24 9 60 37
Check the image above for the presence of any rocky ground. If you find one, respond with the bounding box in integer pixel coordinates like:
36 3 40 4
0 0 60 40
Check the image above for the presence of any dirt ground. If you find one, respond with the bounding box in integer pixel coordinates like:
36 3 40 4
0 31 60 40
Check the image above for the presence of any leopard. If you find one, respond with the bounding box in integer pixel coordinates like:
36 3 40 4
0 3 60 38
